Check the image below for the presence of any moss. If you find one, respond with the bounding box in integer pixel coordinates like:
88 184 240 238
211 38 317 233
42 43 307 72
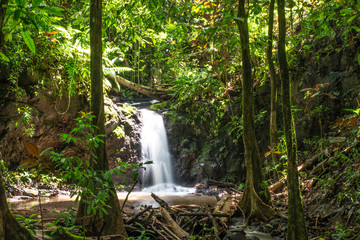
150 101 168 111
121 105 137 119
113 126 125 139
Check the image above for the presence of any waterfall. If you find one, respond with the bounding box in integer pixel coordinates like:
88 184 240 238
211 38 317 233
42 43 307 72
140 109 175 191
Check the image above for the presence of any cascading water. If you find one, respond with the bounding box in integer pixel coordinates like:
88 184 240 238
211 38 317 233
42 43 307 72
140 109 176 192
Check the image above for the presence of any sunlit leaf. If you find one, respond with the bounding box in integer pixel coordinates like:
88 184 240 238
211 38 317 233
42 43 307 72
32 0 43 8
0 52 10 62
25 142 40 158
21 30 36 54
265 151 271 157
43 6 64 16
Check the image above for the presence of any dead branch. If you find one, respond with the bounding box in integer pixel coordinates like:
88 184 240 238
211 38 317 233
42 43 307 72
151 193 172 213
178 213 230 217
206 179 237 188
126 205 152 224
205 204 221 240
160 207 190 239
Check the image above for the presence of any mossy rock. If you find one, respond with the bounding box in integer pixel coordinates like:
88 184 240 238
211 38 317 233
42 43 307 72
113 125 125 139
150 101 168 111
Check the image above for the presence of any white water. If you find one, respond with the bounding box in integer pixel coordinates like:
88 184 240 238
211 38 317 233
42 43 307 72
139 110 172 191
139 109 194 194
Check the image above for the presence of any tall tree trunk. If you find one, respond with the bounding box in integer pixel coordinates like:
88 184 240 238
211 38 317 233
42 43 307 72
0 0 8 49
0 171 35 240
267 0 279 181
0 3 33 238
236 0 276 222
76 0 127 237
277 0 307 238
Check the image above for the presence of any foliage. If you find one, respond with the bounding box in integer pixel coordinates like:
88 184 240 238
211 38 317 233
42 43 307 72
15 214 40 236
47 112 148 234
126 222 156 240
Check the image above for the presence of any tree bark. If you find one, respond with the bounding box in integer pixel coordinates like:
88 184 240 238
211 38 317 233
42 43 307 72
105 74 173 101
267 0 279 181
0 0 9 49
235 0 276 221
0 171 35 240
0 2 35 239
277 0 307 238
76 0 127 237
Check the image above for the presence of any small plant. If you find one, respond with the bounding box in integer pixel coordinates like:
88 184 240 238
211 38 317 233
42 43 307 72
126 222 156 240
331 223 351 239
15 106 35 137
16 214 40 236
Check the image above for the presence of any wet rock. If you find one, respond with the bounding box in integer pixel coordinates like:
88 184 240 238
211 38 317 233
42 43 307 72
258 223 273 233
269 218 286 228
222 231 247 240
271 229 282 237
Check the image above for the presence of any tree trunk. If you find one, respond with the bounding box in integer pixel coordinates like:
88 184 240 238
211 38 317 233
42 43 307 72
0 2 34 238
0 0 9 49
105 74 173 101
0 171 35 240
76 0 127 237
267 0 279 181
236 0 276 222
277 0 307 238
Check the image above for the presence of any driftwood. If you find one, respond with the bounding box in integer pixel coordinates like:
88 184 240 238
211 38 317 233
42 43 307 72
213 195 239 225
160 207 190 239
155 218 181 240
151 193 172 212
122 192 242 239
151 223 169 240
105 74 173 101
269 151 324 192
126 205 152 224
205 204 221 240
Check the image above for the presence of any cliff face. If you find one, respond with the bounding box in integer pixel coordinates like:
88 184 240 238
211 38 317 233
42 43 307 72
0 91 142 173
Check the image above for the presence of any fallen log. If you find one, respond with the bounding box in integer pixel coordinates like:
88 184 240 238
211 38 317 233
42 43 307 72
105 74 173 101
206 179 237 188
151 193 172 212
269 151 324 192
160 207 190 239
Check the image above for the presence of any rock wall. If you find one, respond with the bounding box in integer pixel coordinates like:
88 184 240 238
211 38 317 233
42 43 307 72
0 91 142 175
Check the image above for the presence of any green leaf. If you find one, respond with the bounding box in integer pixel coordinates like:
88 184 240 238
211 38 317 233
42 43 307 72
0 52 10 62
21 30 36 54
347 15 357 24
43 6 64 16
358 54 360 65
87 204 91 214
15 0 25 7
32 0 43 8
352 26 360 32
